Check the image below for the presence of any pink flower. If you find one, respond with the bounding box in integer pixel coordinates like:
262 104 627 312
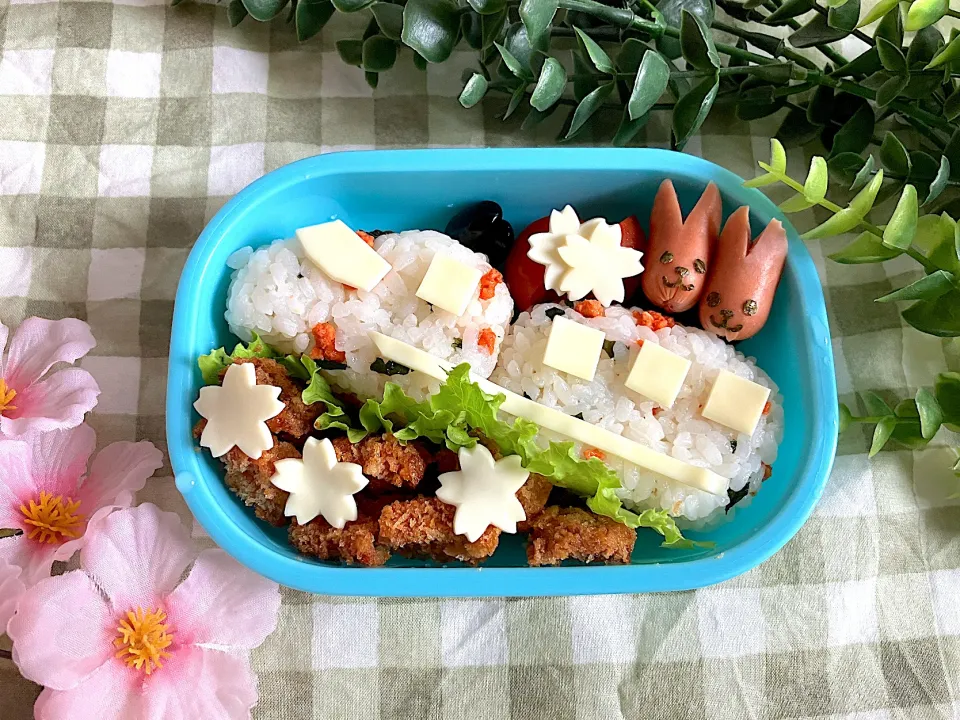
0 559 25 632
0 424 163 585
8 504 281 720
0 317 100 437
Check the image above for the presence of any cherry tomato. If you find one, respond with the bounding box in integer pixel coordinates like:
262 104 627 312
504 214 646 312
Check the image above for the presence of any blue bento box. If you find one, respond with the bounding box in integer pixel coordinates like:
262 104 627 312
166 148 838 597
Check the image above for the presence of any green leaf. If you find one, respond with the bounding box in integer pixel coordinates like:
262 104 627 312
198 333 276 385
503 22 538 75
765 0 812 24
459 73 489 108
827 0 859 31
336 38 364 66
613 111 649 147
362 35 397 72
680 10 720 71
672 73 719 150
850 155 877 191
575 27 615 74
945 87 960 122
503 82 526 120
830 104 874 157
857 0 898 26
915 387 944 439
946 128 960 181
905 0 948 32
565 82 614 139
530 57 565 111
743 173 780 189
829 231 904 263
769 137 787 174
242 0 288 21
296 0 334 41
935 372 960 425
521 105 554 130
736 99 786 122
802 208 860 240
876 36 906 71
572 52 598 103
228 0 249 27
826 152 865 185
371 3 404 41
877 269 954 302
876 75 909 108
848 169 885 216
875 4 903 45
519 0 557 51
658 0 715 30
467 0 505 14
863 390 895 417
330 0 373 11
839 402 854 433
833 48 882 76
902 288 960 337
628 50 670 120
881 184 918 249
402 0 460 64
616 38 647 74
495 42 532 79
803 156 828 202
365 70 378 90
925 156 952 206
927 33 960 69
749 62 795 83
870 416 897 456
780 194 815 213
790 13 850 48
927 214 960 274
906 25 944 68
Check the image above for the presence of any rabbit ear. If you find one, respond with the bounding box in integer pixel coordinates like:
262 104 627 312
716 206 752 263
748 218 788 260
685 182 722 249
649 180 683 241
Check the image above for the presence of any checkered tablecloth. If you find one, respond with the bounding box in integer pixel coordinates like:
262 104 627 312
1 0 959 717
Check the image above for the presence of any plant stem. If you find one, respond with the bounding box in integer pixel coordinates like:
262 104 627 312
947 9 960 19
808 1 873 46
712 20 819 69
0 649 11 661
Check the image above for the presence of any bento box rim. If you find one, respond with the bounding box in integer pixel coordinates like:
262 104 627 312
167 147 838 597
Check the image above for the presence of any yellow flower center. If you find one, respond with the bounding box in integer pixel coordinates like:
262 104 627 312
0 378 16 415
19 491 85 544
114 608 175 675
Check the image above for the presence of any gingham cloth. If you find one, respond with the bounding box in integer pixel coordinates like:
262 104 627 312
1 1 959 717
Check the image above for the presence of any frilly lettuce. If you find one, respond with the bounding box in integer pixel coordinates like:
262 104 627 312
197 333 276 384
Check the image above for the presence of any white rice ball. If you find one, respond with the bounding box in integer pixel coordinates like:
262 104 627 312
489 303 784 524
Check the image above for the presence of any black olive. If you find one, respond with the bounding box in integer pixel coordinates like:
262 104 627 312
444 201 515 269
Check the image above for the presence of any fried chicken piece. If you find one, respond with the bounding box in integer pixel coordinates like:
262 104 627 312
516 473 553 531
231 357 321 439
221 440 301 527
289 516 389 567
378 497 500 563
526 507 636 566
331 435 429 491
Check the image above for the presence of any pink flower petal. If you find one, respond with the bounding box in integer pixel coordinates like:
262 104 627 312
25 424 96 497
79 441 163 512
1 367 100 437
0 437 34 526
0 559 25 633
81 504 195 611
0 531 62 586
165 549 280 650
7 571 115 690
140 647 258 720
0 321 8 374
4 317 96 390
33 662 140 720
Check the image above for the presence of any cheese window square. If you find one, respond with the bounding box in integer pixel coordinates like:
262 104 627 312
702 369 771 436
415 254 483 316
624 341 691 408
296 220 391 292
541 316 605 381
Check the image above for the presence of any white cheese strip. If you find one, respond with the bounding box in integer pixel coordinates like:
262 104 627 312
370 332 727 496
702 369 771 436
624 341 692 409
542 316 605 381
415 253 483 316
296 220 391 292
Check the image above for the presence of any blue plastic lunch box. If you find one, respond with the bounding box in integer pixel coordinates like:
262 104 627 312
166 148 838 597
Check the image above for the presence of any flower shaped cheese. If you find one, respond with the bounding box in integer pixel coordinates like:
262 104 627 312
193 363 285 459
270 437 369 528
526 205 645 306
436 444 529 542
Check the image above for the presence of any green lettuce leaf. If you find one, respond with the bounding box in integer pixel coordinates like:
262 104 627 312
197 333 276 384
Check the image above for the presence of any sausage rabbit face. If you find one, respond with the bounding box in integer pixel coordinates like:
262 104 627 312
641 180 721 313
698 207 788 342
